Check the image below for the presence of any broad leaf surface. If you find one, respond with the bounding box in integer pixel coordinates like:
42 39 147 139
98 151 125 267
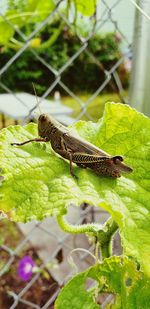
55 256 150 309
55 270 100 309
0 103 150 275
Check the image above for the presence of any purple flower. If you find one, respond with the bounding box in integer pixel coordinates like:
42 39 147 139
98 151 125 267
18 256 35 281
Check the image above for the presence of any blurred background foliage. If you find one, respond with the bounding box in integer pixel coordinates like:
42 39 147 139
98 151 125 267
0 0 130 126
1 26 123 95
0 0 129 96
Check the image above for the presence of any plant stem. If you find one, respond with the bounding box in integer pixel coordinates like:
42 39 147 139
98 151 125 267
56 214 118 260
56 214 101 234
96 217 118 259
66 0 71 19
73 0 78 30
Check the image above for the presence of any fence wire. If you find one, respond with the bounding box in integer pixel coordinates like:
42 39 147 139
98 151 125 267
0 0 134 308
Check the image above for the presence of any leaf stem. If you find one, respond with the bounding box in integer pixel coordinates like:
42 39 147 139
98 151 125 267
56 214 101 234
96 217 118 259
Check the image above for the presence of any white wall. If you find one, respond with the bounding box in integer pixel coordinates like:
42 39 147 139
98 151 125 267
98 0 135 46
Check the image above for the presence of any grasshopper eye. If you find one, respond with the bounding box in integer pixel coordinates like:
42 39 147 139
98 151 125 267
113 155 123 163
39 114 46 122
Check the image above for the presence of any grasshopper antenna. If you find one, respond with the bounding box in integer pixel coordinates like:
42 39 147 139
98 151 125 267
32 82 42 116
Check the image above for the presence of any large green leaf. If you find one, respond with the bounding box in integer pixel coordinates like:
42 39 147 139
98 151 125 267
55 267 101 309
0 102 150 276
55 256 150 309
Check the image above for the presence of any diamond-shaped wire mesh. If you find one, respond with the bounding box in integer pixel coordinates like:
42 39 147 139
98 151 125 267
0 0 134 307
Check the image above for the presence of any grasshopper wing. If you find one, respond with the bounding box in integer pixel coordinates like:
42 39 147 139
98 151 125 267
63 132 109 156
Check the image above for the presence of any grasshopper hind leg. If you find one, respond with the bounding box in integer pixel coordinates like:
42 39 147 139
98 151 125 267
76 163 87 169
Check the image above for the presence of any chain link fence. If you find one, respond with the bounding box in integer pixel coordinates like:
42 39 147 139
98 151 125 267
0 0 136 308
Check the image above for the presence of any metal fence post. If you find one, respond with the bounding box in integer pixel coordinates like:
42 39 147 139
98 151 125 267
129 0 150 116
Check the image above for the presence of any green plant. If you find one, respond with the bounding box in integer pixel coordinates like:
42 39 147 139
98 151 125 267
0 27 122 95
0 102 150 308
0 0 97 47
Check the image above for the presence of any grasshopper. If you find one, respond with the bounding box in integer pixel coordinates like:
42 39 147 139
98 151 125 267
11 114 133 178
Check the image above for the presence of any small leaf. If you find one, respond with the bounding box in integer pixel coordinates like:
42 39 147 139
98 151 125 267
55 256 150 309
0 102 150 276
72 0 96 16
0 18 14 44
6 10 28 27
36 0 55 20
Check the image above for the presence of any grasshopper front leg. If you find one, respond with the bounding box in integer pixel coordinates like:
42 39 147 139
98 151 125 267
11 137 49 146
59 138 78 179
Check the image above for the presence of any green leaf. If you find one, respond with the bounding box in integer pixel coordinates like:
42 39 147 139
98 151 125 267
71 0 96 16
36 0 55 20
55 270 100 309
0 19 14 44
55 256 150 309
0 102 150 276
5 10 28 27
25 0 55 22
1 0 55 43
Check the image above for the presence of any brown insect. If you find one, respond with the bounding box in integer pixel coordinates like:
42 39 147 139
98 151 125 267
11 114 133 178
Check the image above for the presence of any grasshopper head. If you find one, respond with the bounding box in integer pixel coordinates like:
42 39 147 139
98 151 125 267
38 113 63 139
38 113 52 138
